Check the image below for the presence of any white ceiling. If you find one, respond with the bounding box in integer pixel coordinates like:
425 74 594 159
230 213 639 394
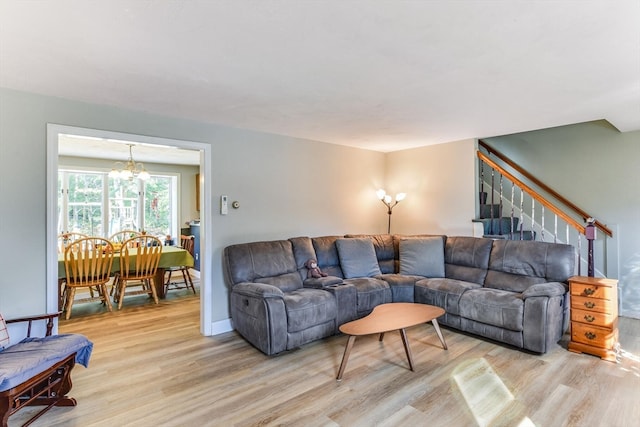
58 134 200 166
1 1 639 153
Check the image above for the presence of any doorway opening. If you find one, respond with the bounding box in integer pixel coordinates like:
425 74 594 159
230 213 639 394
47 124 214 335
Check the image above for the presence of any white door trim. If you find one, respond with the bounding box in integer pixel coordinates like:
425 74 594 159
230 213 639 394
46 124 214 335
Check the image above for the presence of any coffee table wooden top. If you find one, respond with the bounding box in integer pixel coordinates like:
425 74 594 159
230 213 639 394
339 303 445 336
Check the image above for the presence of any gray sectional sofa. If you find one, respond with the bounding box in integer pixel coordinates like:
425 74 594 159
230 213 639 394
223 234 575 356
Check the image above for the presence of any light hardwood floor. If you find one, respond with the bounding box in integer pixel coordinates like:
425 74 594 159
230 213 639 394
10 295 640 427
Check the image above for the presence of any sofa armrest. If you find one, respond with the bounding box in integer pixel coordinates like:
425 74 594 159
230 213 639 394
303 276 343 289
522 282 568 299
232 282 285 298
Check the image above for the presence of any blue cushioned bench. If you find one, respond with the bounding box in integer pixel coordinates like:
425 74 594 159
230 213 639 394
0 313 93 427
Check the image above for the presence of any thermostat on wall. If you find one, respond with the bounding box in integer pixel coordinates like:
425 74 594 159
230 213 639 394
220 195 228 215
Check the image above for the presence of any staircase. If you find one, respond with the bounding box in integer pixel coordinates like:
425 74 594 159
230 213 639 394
475 192 535 240
476 140 613 277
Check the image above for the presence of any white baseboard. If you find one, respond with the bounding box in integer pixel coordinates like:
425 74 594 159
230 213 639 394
210 318 234 335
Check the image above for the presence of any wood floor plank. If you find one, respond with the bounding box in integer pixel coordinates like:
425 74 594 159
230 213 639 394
8 294 639 427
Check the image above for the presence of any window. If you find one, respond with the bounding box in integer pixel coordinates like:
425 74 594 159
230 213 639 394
58 169 178 239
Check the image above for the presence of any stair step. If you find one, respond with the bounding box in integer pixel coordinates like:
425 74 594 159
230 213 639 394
475 217 519 235
484 231 536 241
479 204 502 219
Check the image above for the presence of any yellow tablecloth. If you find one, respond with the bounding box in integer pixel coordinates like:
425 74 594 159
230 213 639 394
58 246 194 278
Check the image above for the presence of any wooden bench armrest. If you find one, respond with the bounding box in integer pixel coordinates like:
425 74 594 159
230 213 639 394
5 312 62 337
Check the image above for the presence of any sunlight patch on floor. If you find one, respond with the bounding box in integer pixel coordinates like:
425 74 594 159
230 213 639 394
617 345 640 377
452 358 534 427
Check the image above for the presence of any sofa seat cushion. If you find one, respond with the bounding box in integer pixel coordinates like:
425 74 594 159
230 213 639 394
283 289 337 333
459 288 524 331
255 272 304 293
415 278 481 315
343 277 392 314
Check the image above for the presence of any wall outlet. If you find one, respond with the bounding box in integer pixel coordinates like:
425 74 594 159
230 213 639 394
220 195 228 215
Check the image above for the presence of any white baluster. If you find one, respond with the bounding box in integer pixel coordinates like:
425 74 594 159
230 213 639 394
541 206 545 241
531 198 535 240
499 174 503 236
520 188 524 240
510 182 515 237
577 233 582 276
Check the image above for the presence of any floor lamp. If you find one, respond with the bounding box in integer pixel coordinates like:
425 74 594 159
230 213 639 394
376 189 406 234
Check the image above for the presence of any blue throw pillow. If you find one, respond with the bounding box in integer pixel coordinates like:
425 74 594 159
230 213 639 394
399 237 445 277
336 238 382 278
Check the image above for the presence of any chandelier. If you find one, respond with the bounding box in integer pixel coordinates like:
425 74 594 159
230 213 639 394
108 144 150 181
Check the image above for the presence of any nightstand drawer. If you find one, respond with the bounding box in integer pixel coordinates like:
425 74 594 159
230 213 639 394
571 295 610 313
571 321 618 348
571 308 615 328
570 282 615 300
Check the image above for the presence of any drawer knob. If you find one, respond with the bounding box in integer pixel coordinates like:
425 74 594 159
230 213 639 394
583 288 596 296
585 332 597 340
584 301 596 309
584 315 595 322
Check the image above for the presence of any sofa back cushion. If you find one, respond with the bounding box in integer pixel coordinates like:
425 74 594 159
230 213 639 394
345 234 395 273
444 236 493 284
311 236 345 277
393 234 447 273
485 239 576 293
336 238 382 278
224 240 302 292
289 236 318 281
399 237 445 277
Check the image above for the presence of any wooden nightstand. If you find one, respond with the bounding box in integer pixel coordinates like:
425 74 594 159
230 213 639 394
568 276 619 362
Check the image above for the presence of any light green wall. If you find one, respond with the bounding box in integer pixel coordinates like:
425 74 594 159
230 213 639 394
0 88 391 322
484 121 640 318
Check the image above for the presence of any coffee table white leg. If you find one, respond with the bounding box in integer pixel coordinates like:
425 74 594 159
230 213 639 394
399 328 414 371
336 335 356 381
431 319 448 350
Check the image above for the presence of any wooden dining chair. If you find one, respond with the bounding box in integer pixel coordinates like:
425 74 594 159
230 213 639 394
58 232 91 309
112 235 162 309
164 235 197 295
108 230 141 243
106 229 140 298
63 237 114 319
57 232 89 253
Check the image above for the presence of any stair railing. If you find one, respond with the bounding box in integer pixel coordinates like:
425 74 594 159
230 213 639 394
479 140 612 237
477 140 613 277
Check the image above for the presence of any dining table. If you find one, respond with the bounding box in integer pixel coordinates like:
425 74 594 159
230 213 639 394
58 246 195 305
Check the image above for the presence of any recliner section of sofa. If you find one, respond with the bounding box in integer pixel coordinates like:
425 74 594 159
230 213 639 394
224 234 575 356
415 237 574 353
225 239 338 355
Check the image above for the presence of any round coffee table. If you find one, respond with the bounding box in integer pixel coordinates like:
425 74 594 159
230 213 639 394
337 302 447 380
